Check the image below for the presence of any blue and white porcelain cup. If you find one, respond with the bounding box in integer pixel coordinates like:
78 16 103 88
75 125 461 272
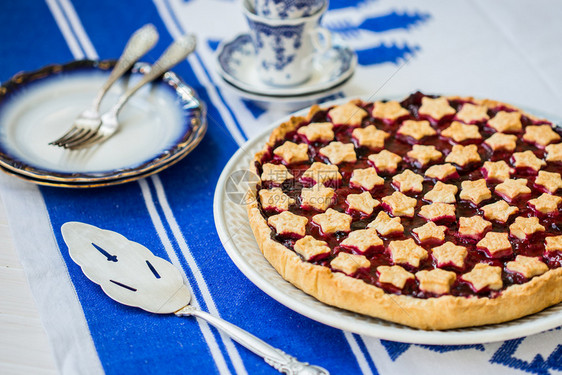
252 0 326 19
243 0 332 87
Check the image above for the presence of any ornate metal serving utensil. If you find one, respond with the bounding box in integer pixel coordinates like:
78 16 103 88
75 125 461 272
61 222 329 375
61 33 197 150
49 24 159 147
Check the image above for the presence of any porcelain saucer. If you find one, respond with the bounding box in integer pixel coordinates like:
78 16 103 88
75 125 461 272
216 33 357 97
219 74 352 111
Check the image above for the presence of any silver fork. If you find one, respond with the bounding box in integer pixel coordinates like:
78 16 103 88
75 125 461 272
63 34 197 150
49 24 159 147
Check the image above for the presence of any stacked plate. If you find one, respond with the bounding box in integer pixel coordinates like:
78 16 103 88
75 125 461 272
216 34 357 109
0 60 206 188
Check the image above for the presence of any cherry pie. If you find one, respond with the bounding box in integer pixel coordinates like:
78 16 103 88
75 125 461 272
247 92 562 330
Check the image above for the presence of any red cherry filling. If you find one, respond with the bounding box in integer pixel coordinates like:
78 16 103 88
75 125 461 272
494 191 532 204
418 113 455 127
412 233 445 246
476 246 513 259
528 202 562 218
339 243 384 256
419 212 456 224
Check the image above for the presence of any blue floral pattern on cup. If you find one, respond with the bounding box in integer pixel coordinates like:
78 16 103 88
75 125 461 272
254 0 325 19
247 19 304 71
243 0 332 86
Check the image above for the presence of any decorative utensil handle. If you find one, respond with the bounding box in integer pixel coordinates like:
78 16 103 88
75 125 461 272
111 33 197 116
176 306 329 375
93 24 159 109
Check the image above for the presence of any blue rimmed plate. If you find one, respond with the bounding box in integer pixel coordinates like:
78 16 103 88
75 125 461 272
0 60 206 187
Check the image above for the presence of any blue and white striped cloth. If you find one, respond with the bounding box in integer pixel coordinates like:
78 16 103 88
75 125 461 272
1 0 561 374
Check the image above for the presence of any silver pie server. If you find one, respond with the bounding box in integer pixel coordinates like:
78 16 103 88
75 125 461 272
61 221 329 375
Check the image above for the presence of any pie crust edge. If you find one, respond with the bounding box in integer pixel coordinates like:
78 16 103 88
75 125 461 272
246 98 562 330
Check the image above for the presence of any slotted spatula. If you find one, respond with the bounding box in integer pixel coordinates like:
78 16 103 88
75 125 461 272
61 222 329 375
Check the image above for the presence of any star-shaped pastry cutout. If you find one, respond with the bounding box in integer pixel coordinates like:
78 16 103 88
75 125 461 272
509 216 545 240
545 235 562 253
412 221 447 244
328 101 368 127
350 167 384 191
301 162 342 185
312 208 352 234
487 111 522 133
392 169 424 194
458 215 492 239
352 125 390 149
445 144 481 167
319 142 357 165
330 252 371 275
528 193 562 215
476 232 513 258
415 269 457 295
340 228 383 253
481 200 519 223
367 211 404 236
300 183 335 211
368 150 402 174
381 191 418 217
512 150 546 173
482 161 512 182
273 141 309 164
425 163 458 181
424 181 458 203
377 265 414 289
419 203 456 222
346 191 380 216
397 120 437 141
260 188 295 212
484 132 518 152
261 163 294 184
506 255 548 279
441 121 482 143
545 143 562 163
406 145 442 167
495 178 531 202
371 101 410 122
432 242 468 269
534 170 562 194
297 122 334 142
268 211 308 237
388 238 428 268
461 263 503 292
455 103 489 123
522 125 560 148
293 236 331 261
418 96 456 120
460 179 491 205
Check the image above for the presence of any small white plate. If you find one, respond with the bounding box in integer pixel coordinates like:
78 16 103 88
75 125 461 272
216 33 356 97
0 60 206 185
213 97 562 344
